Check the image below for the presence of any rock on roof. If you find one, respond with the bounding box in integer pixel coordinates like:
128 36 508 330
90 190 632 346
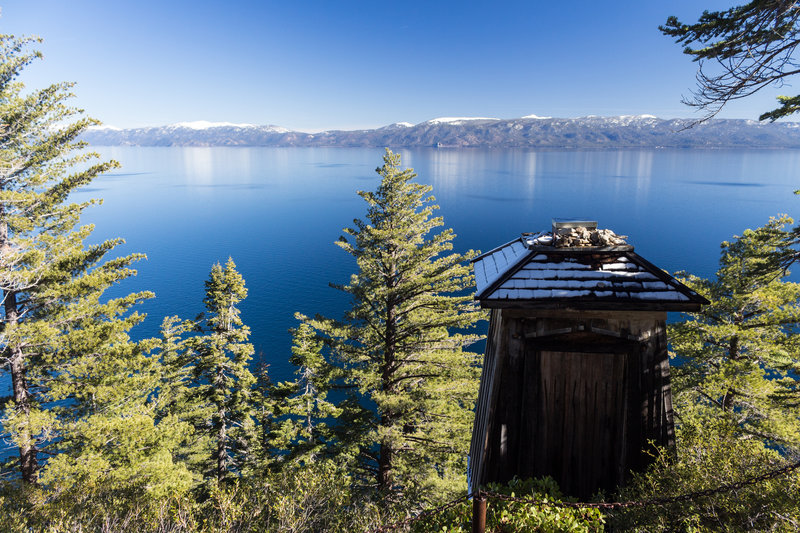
472 235 708 311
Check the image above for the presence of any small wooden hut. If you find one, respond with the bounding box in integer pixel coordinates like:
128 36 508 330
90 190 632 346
468 221 708 499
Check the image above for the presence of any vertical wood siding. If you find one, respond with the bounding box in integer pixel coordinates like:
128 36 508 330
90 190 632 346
469 310 675 498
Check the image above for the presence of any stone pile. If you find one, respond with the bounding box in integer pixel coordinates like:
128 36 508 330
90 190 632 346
554 227 628 247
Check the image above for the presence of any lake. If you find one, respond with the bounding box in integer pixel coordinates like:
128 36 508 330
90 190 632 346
71 146 800 381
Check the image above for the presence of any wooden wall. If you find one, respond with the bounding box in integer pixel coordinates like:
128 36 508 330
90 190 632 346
469 309 674 499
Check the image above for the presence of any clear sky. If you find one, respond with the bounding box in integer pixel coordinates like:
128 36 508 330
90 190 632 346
0 0 785 131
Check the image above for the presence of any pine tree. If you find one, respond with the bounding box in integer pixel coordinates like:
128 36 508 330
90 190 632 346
619 217 800 530
154 316 195 420
270 314 341 465
37 331 194 498
0 33 154 484
669 215 800 449
311 149 483 499
661 2 800 121
150 316 209 479
190 258 257 484
251 353 276 471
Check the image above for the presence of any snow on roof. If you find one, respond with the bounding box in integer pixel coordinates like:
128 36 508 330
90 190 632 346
472 236 707 310
473 238 529 294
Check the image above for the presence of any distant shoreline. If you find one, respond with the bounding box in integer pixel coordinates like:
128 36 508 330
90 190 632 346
83 115 800 150
82 115 800 150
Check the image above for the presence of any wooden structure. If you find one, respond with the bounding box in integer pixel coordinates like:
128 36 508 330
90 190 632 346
468 223 708 499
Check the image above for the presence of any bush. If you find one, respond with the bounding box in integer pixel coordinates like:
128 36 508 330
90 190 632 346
0 460 392 532
412 477 604 533
613 416 800 532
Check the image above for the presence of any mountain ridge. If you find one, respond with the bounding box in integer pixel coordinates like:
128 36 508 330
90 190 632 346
82 115 800 149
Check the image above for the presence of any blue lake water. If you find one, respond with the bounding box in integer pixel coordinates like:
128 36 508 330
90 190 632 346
70 146 800 382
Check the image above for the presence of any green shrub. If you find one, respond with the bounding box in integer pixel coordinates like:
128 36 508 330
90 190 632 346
412 477 604 533
613 416 800 532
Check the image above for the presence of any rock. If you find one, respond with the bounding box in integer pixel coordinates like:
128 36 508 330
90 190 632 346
554 227 627 247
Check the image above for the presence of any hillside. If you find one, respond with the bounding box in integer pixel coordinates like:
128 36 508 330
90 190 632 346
82 115 800 148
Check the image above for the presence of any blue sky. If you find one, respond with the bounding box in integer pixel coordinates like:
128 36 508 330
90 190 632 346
0 1 783 131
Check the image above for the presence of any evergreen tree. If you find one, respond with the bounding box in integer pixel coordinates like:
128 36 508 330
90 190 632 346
153 316 195 420
669 215 800 449
270 314 340 464
150 316 209 481
311 149 482 499
0 33 154 484
616 215 800 530
190 258 257 484
38 330 194 498
251 352 276 471
661 1 800 121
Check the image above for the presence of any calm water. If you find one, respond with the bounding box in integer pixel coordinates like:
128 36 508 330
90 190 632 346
69 146 800 381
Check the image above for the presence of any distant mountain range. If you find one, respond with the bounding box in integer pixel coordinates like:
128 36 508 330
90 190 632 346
81 115 800 149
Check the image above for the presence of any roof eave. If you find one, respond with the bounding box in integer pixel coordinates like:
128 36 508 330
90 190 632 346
478 299 705 312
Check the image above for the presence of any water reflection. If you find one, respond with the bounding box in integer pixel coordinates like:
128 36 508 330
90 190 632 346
181 147 215 184
428 149 464 193
684 181 766 187
634 151 653 208
76 146 800 386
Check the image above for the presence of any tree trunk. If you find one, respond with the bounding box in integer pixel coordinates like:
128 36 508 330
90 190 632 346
4 290 37 484
378 283 397 492
378 437 393 490
723 336 740 412
2 213 37 483
217 407 227 484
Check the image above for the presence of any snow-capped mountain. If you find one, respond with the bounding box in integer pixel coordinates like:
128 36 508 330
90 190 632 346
84 122 292 146
423 116 500 125
81 115 800 148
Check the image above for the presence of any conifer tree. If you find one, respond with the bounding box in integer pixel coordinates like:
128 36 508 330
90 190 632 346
617 216 800 531
661 2 800 121
37 331 194 498
251 354 276 471
0 34 153 484
670 215 800 449
190 258 258 484
270 314 340 464
150 316 209 478
312 149 482 498
154 316 195 420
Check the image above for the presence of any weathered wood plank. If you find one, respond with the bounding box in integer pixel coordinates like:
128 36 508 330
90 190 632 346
475 309 676 499
469 309 502 490
506 309 667 321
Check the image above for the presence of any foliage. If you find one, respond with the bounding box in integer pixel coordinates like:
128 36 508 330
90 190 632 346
661 1 800 121
188 258 258 484
151 315 210 478
613 215 800 531
309 149 483 499
269 313 341 465
0 480 202 533
615 415 800 532
0 31 164 489
0 470 609 532
414 477 605 533
669 216 800 450
0 460 389 533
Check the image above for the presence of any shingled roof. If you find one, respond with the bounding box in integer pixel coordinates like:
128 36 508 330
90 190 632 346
472 231 708 311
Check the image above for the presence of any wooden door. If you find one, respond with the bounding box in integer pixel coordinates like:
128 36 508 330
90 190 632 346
520 347 628 498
